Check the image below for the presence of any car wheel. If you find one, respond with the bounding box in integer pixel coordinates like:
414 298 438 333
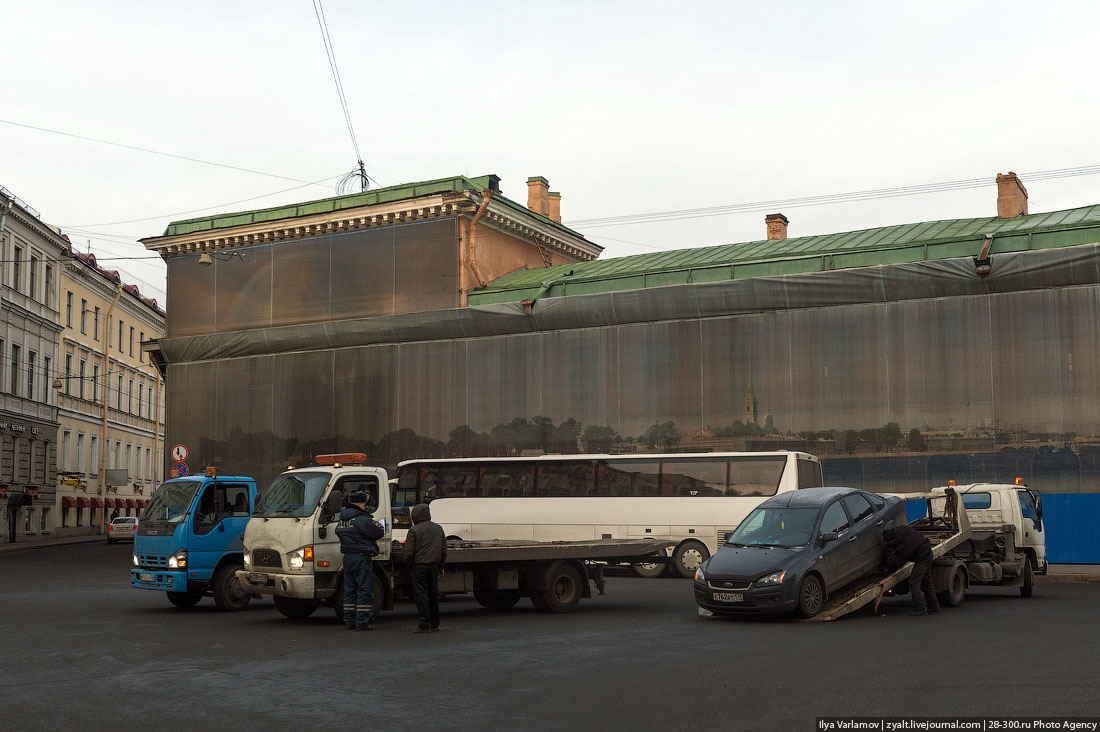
166 591 203 608
1020 557 1033 598
672 541 710 579
797 574 824 618
940 566 966 607
212 563 250 611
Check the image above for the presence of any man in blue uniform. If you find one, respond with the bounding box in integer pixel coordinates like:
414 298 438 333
336 491 385 630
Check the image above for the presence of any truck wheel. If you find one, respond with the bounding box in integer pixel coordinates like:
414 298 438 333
474 588 522 609
796 573 824 618
939 566 966 607
534 564 583 613
273 595 319 619
330 569 386 622
672 541 710 579
632 561 667 578
212 563 250 611
166 591 203 608
1020 557 1033 598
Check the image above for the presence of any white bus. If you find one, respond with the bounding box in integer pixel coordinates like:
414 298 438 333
394 451 823 578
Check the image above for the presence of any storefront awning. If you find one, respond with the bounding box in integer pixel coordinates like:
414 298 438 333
124 499 136 508
104 498 116 508
90 497 104 508
76 496 90 508
61 496 76 509
138 499 147 508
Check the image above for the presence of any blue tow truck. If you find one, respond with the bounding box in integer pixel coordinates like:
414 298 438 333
131 470 258 610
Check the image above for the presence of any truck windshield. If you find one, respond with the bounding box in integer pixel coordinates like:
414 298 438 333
142 480 201 525
726 507 819 547
255 472 330 518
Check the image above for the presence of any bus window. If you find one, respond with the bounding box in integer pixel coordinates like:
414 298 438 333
796 458 824 489
597 460 661 497
536 462 595 497
728 456 786 497
423 465 479 499
479 464 534 497
661 459 727 496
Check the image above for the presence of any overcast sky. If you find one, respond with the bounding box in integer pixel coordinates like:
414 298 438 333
3 1 1100 303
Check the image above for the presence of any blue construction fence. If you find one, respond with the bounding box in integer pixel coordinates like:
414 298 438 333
903 492 1100 564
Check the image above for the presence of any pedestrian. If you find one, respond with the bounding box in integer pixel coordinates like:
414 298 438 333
883 525 941 616
404 503 447 633
336 490 385 630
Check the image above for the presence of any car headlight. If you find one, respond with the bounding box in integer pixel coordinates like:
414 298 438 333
167 550 187 569
694 564 706 584
242 552 251 569
755 570 786 587
132 553 139 567
287 546 313 570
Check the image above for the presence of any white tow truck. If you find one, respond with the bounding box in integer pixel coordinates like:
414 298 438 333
236 453 674 620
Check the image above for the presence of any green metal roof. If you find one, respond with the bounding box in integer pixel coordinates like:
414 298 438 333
467 203 1100 305
159 174 589 240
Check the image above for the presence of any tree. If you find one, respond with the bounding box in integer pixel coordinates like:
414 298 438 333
580 425 619 453
641 422 680 451
906 428 927 452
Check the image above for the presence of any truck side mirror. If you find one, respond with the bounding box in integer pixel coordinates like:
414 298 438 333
1033 493 1043 519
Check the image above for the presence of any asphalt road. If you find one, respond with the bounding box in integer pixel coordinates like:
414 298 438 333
2 542 1098 732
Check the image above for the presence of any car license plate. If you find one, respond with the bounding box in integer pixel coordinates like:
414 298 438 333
139 573 154 582
713 592 744 603
248 572 268 584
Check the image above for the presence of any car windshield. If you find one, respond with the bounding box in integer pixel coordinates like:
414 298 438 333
254 472 330 518
142 480 201 525
727 507 820 547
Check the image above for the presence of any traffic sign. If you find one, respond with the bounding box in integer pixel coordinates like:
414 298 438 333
173 461 189 477
171 444 189 462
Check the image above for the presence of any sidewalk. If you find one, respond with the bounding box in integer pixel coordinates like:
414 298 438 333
1040 563 1100 582
0 534 107 556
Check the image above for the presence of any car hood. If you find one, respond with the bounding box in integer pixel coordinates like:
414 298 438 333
705 544 806 579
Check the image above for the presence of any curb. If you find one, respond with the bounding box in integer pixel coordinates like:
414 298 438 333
1037 574 1100 583
0 535 109 556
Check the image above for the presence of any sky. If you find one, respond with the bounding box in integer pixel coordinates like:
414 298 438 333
3 0 1100 304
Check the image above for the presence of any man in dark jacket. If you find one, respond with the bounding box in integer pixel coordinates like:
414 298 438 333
883 525 940 616
336 491 385 630
404 503 447 632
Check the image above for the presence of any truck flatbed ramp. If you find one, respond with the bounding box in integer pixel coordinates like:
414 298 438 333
395 538 675 565
804 490 971 622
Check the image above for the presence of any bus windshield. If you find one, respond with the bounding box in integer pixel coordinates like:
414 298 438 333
142 480 201 526
726 506 819 547
255 472 330 518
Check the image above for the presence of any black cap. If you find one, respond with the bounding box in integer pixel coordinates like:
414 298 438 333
882 527 896 542
348 491 368 505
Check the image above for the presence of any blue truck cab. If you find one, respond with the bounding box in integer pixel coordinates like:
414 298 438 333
131 472 258 610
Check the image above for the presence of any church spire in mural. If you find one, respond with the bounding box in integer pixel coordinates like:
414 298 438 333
743 376 758 426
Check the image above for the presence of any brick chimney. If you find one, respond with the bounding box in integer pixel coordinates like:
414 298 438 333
527 176 550 217
765 213 789 240
996 172 1028 218
548 192 561 222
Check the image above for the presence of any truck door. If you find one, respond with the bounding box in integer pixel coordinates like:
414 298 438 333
315 472 389 573
1017 489 1044 561
190 481 253 575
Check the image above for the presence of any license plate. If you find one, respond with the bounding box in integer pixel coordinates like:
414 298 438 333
713 592 744 603
248 572 268 584
139 573 154 582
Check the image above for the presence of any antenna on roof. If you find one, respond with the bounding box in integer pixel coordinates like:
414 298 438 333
336 161 369 195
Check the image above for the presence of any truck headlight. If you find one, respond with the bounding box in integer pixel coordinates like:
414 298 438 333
167 550 187 569
133 553 139 567
755 571 786 587
242 552 251 569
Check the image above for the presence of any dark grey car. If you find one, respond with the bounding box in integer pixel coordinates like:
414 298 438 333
693 487 904 618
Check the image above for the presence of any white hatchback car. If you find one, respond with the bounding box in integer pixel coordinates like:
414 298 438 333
107 516 138 544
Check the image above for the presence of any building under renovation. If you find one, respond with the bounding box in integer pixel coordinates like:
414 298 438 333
143 172 1100 561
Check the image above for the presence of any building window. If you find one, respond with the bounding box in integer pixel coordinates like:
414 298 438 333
116 375 123 410
65 353 72 395
125 444 132 477
43 356 51 402
12 246 22 291
63 430 73 472
87 434 96 475
79 359 87 400
129 326 134 357
76 506 83 527
146 448 152 481
93 364 100 403
44 264 53 307
148 386 153 419
137 382 143 416
118 321 124 353
40 508 49 533
66 291 73 326
80 299 88 334
10 345 20 396
94 307 100 340
127 379 134 413
25 508 33 534
114 441 121 470
139 332 144 362
27 351 36 401
29 255 38 300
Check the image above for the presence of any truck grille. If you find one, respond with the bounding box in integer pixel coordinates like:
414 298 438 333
136 553 167 568
252 548 282 569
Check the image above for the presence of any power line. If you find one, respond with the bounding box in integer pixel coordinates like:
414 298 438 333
566 164 1100 229
0 118 336 189
312 0 368 193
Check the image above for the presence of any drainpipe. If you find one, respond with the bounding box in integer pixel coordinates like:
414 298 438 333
99 284 123 535
461 189 494 305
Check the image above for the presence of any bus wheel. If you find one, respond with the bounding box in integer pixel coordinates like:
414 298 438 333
212 564 251 611
273 596 319 619
632 561 667 578
166 591 202 608
474 588 523 609
673 541 710 579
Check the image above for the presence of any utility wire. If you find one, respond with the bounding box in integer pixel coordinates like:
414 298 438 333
312 0 368 192
567 164 1100 229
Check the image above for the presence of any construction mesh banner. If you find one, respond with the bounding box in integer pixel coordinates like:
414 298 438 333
163 244 1100 493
